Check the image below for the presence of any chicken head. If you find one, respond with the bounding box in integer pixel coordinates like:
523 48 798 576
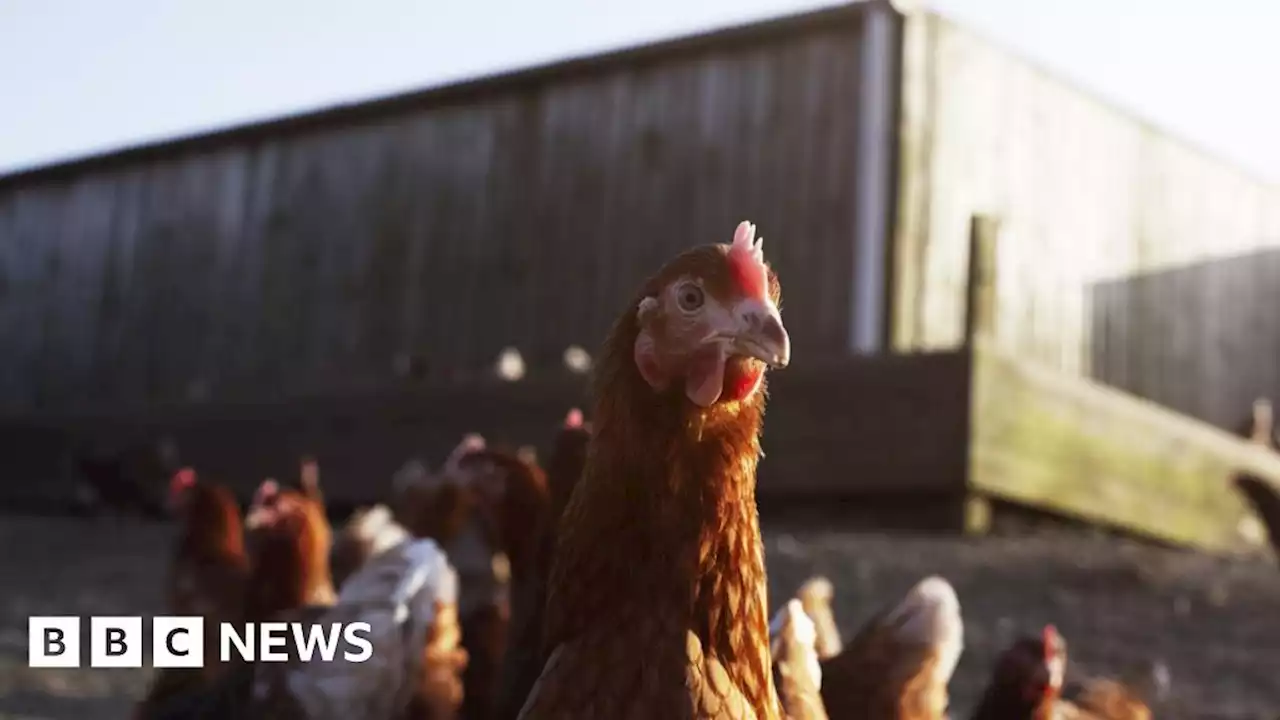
633 220 790 408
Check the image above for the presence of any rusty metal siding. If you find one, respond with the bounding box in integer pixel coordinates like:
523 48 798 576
0 8 874 416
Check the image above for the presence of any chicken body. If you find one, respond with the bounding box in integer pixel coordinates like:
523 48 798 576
519 223 791 719
970 625 1066 720
135 469 248 719
813 576 963 720
392 439 541 720
330 504 412 590
247 538 468 720
494 411 592 720
243 481 338 623
1235 397 1280 562
1061 677 1153 720
769 600 828 720
794 577 843 663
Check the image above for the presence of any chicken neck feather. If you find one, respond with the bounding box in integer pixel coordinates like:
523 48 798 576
540 279 779 719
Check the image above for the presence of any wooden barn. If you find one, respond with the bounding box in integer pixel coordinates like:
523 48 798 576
2 0 1279 551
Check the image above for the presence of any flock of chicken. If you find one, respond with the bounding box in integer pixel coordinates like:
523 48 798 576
134 223 1167 719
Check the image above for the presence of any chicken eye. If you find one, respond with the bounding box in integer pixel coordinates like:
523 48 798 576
676 284 705 312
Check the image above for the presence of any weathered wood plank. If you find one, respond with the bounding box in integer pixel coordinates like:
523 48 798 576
969 339 1278 553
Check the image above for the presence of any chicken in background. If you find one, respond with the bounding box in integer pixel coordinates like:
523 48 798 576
242 479 338 622
769 600 828 720
134 467 249 719
972 624 1155 720
1058 656 1167 720
389 434 525 719
251 538 469 720
392 434 487 542
162 468 248 621
812 575 963 720
519 221 791 719
185 479 341 719
1234 397 1280 562
795 577 843 662
392 449 505 629
1061 675 1155 720
450 446 549 720
330 504 412 591
459 447 548 593
494 408 592 720
543 408 591 521
515 445 539 467
970 624 1067 720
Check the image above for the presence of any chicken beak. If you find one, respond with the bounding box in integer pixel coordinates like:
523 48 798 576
729 298 790 369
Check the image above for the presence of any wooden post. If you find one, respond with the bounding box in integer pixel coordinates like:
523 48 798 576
964 215 1000 345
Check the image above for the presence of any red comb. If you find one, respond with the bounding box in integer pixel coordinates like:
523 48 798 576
1042 625 1059 654
171 467 197 490
564 408 584 428
726 221 768 300
254 479 280 505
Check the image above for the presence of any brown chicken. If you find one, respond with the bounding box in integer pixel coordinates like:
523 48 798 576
162 468 248 619
815 576 964 720
412 596 473 719
518 221 791 719
544 408 591 521
495 409 593 720
451 447 550 720
134 467 248 719
390 435 532 719
461 448 549 588
1061 677 1154 720
970 624 1066 720
243 479 337 622
769 600 828 720
393 435 488 543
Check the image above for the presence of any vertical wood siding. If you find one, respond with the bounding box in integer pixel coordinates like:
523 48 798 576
0 13 871 415
893 13 1280 388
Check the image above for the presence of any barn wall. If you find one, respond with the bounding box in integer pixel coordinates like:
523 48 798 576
891 12 1280 381
0 10 874 416
1089 248 1280 432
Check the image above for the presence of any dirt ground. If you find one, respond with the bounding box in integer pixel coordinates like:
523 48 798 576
0 515 1276 720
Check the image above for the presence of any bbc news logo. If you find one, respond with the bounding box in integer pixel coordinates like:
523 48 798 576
29 616 373 668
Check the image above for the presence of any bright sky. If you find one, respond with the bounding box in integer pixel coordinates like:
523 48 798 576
1 0 1276 182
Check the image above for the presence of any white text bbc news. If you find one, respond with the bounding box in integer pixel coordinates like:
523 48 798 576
28 616 373 668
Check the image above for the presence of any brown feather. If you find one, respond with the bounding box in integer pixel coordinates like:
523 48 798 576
818 577 961 720
137 475 248 718
521 244 784 720
970 626 1065 720
244 486 336 622
494 416 592 719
